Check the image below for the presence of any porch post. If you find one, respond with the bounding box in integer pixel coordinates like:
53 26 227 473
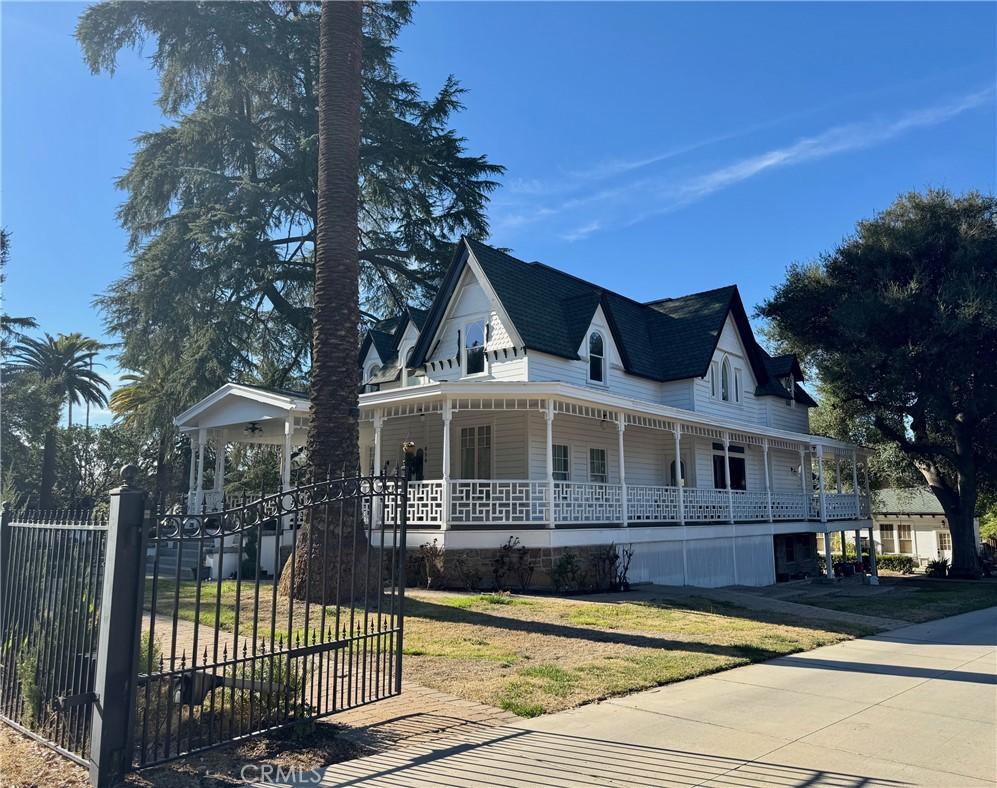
194 427 207 510
723 432 734 524
835 456 842 493
187 433 198 500
823 530 835 579
441 399 452 530
618 415 628 527
214 432 225 491
799 446 809 517
866 525 880 584
372 409 383 476
763 438 772 523
854 528 862 569
863 461 872 517
816 444 827 523
372 410 383 526
673 426 684 525
545 401 555 530
851 450 860 519
281 418 294 490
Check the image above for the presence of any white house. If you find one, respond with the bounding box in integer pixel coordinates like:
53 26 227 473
871 488 979 567
175 238 876 588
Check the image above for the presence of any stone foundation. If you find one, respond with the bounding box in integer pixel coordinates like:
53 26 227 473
405 541 629 593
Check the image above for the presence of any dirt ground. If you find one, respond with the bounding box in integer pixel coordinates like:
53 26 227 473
0 721 363 788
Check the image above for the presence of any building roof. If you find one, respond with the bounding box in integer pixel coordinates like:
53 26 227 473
408 238 812 405
872 488 945 516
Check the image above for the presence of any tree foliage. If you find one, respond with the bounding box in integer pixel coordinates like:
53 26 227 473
760 189 997 576
76 1 503 409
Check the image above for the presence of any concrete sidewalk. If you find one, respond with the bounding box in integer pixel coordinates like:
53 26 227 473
299 605 997 788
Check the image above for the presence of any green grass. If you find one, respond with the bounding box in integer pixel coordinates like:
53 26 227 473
785 578 997 623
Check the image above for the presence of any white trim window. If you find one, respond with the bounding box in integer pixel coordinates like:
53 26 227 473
937 530 952 555
463 320 487 376
721 356 732 402
880 523 896 553
588 331 606 384
897 523 913 554
588 447 608 484
552 444 570 481
710 361 718 397
459 425 492 479
365 363 379 393
734 367 742 403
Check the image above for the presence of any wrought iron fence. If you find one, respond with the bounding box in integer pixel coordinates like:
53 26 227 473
135 471 408 768
0 509 109 767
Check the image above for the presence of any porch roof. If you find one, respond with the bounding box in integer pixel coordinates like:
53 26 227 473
174 382 309 443
359 380 869 458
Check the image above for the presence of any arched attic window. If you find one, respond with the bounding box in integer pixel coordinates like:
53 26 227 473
588 332 605 383
721 356 731 401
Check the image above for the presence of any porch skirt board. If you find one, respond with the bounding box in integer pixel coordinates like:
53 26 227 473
629 534 776 587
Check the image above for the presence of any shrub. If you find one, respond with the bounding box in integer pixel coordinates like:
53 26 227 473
512 543 535 592
551 552 582 593
587 545 620 591
452 554 483 591
615 544 634 591
418 539 445 588
876 554 916 574
925 558 949 578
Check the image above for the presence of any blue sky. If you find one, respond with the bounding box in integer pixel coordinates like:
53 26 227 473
3 2 995 424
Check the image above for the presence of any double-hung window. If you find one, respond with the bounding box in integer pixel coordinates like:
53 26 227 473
552 444 570 481
463 320 486 375
897 524 913 554
880 524 896 553
588 332 605 383
460 425 491 479
589 448 608 484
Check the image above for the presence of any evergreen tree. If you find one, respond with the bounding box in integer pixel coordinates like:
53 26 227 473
77 1 503 408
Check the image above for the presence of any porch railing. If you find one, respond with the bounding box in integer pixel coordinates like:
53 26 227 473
394 480 869 527
553 481 622 524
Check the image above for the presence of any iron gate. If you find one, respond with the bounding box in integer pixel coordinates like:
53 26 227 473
135 471 408 767
0 509 109 767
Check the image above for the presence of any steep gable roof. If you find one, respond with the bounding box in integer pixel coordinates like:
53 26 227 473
410 238 807 403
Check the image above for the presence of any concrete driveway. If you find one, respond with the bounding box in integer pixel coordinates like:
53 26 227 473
306 606 997 787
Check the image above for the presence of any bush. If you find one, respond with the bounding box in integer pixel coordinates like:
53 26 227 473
418 539 445 589
925 558 949 578
452 554 482 591
551 552 582 593
876 553 917 574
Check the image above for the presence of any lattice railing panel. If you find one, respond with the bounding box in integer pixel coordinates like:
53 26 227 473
730 490 769 521
449 480 548 524
627 485 680 522
553 481 622 523
823 493 860 521
771 492 809 520
683 488 731 522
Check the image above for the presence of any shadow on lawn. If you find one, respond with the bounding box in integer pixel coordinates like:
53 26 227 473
404 595 864 663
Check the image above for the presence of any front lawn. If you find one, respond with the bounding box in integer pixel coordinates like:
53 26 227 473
781 576 997 624
149 582 870 718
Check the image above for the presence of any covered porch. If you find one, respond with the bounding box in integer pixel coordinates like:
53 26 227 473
360 381 873 531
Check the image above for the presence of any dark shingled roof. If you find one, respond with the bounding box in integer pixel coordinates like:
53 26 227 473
407 238 812 406
359 306 431 368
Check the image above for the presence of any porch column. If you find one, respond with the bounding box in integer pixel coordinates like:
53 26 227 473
863 461 872 518
673 426 684 524
854 528 863 570
372 410 383 526
618 415 628 527
441 400 452 530
214 432 225 491
798 446 809 516
723 432 734 523
816 445 828 523
763 438 773 523
194 427 207 510
851 450 860 520
187 433 198 497
545 402 555 530
823 531 835 579
835 456 842 493
281 418 294 490
866 525 880 584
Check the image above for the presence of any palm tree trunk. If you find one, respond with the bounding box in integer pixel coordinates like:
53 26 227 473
279 0 368 602
67 399 72 430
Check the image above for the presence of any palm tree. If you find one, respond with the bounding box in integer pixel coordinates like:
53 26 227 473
280 0 365 601
7 333 110 507
110 368 178 508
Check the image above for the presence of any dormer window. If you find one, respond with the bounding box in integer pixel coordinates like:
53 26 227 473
588 332 605 383
463 320 486 375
